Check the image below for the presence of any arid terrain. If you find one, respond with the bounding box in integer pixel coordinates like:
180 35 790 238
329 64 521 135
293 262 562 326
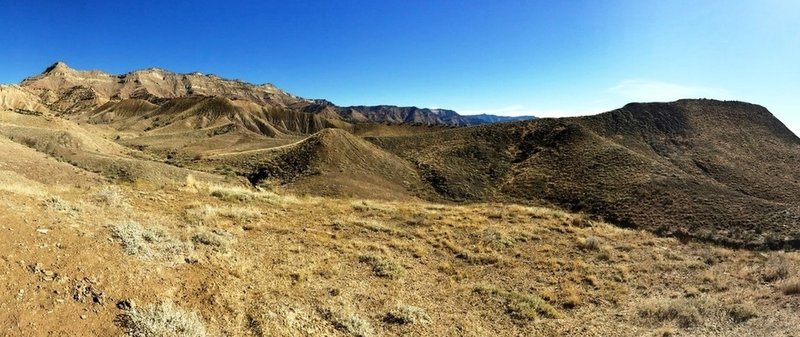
0 63 798 336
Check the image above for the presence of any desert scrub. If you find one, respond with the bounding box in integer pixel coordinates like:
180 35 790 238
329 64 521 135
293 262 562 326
184 204 260 225
324 310 374 337
482 228 516 250
455 250 499 265
95 185 125 207
358 254 405 279
43 195 81 214
638 297 711 328
763 254 791 282
209 185 261 202
780 278 800 296
727 303 758 323
118 301 208 337
109 221 190 261
579 235 602 250
209 185 297 205
351 200 394 213
385 304 431 325
473 285 561 320
191 228 233 252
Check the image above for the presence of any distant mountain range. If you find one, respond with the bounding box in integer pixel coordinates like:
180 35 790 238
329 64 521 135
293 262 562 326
5 62 535 126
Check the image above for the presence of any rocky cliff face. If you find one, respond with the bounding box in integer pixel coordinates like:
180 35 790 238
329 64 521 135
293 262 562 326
16 62 536 126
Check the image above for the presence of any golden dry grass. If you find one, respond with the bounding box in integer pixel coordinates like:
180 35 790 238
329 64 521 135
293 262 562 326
1 179 799 336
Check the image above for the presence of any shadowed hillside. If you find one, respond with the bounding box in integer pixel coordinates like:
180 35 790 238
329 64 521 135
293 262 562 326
371 99 800 249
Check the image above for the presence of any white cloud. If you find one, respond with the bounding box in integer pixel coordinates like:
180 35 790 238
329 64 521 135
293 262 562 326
605 79 730 102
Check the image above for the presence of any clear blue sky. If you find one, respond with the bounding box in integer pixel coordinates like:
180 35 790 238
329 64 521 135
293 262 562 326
1 0 798 134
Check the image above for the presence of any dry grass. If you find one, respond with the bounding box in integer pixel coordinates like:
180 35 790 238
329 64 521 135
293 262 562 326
763 254 792 282
209 185 263 202
474 285 561 320
358 254 405 279
118 301 208 337
208 185 300 206
109 221 190 261
385 304 431 325
0 171 48 196
184 204 260 225
580 235 602 250
324 310 375 337
638 298 709 328
726 303 758 323
43 195 81 215
780 278 800 296
95 185 126 207
3 178 799 336
191 228 234 252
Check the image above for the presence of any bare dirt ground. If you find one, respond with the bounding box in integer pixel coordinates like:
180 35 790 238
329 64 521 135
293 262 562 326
0 175 798 336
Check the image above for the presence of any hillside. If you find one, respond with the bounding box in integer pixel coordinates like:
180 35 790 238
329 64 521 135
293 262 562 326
0 133 798 336
204 128 429 200
371 99 800 249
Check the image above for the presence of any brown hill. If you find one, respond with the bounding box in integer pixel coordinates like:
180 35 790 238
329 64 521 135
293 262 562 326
0 108 224 185
82 96 344 136
207 128 427 200
370 99 800 249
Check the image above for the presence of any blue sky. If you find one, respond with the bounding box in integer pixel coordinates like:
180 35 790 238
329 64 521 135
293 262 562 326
1 0 798 133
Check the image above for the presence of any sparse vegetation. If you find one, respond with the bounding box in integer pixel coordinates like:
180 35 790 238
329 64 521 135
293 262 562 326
209 185 261 202
638 298 709 328
358 254 405 279
455 250 500 265
580 235 602 250
95 186 126 207
43 195 81 214
780 278 800 296
727 303 758 323
209 185 297 205
109 221 189 261
184 204 260 225
118 301 208 337
325 310 375 337
763 255 792 282
385 304 431 325
474 285 561 320
191 228 233 252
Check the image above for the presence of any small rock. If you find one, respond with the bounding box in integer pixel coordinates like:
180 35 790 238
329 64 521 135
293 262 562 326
36 228 49 234
80 315 87 320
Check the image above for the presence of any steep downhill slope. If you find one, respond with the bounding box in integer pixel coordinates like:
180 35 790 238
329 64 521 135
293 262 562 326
371 99 800 248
